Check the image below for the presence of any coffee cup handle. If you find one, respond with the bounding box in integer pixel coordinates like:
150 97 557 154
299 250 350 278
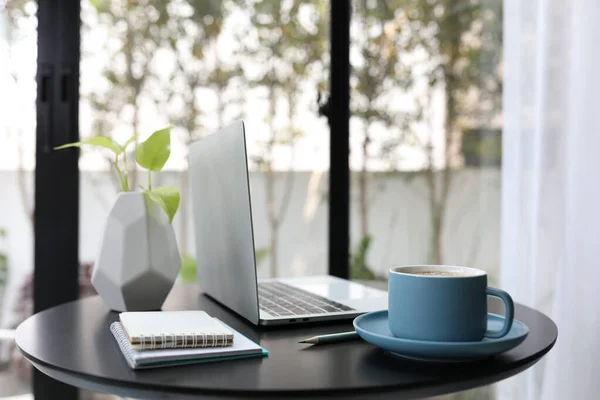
484 287 515 339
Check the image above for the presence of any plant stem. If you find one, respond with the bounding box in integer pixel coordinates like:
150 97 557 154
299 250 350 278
147 170 152 190
114 156 127 192
122 150 130 191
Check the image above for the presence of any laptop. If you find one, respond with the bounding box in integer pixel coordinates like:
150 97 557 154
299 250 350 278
188 120 388 325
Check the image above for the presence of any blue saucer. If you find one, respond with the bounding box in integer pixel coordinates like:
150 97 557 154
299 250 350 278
353 310 529 362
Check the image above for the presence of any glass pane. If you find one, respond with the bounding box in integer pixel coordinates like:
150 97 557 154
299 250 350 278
350 0 502 278
79 0 331 320
350 0 502 395
0 0 37 397
236 1 330 279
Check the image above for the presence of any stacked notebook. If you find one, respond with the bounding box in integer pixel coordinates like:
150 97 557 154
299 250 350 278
111 310 267 369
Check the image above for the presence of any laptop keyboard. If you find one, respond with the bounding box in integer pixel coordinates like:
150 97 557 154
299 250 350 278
258 281 355 316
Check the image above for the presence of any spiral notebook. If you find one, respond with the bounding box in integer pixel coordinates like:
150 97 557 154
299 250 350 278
111 320 267 370
119 310 234 349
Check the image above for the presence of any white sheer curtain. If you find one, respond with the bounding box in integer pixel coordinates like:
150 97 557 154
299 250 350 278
500 0 600 399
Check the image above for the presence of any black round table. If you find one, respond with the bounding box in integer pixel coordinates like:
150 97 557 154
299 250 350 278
16 284 557 399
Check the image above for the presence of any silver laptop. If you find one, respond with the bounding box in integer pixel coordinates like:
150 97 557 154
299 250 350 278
188 120 387 325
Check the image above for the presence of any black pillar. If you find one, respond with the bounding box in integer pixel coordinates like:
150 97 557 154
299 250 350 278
328 0 351 279
34 1 80 399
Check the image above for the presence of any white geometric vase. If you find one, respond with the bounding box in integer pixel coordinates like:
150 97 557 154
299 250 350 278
91 192 181 312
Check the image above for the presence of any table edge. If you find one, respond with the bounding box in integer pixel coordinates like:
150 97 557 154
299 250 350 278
17 334 557 398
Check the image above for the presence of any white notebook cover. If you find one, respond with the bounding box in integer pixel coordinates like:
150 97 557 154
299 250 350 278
111 320 267 369
119 310 234 348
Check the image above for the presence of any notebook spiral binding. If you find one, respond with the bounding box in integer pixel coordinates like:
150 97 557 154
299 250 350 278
136 332 229 350
111 322 230 352
110 322 137 368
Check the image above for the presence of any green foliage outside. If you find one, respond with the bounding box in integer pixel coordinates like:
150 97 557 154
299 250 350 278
179 249 271 283
462 129 502 167
358 0 503 265
0 254 7 292
350 235 383 281
0 228 8 326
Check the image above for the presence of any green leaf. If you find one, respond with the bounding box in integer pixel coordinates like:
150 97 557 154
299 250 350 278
255 247 270 266
54 137 123 155
146 186 180 223
89 0 110 12
179 254 197 283
135 127 171 171
122 133 139 151
349 234 378 280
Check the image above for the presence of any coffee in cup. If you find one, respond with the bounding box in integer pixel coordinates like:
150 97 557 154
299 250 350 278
406 271 471 277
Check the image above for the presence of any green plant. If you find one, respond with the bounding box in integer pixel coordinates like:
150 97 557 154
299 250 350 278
179 254 198 283
350 234 381 281
0 228 8 327
54 127 180 222
461 129 502 167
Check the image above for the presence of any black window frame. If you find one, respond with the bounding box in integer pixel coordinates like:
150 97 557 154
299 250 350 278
34 0 81 399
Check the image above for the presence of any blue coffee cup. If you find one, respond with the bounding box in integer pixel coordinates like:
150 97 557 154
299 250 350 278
388 265 514 342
